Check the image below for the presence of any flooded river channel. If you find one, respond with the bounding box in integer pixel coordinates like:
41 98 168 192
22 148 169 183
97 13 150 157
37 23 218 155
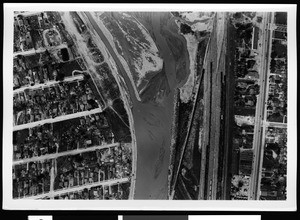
86 12 189 199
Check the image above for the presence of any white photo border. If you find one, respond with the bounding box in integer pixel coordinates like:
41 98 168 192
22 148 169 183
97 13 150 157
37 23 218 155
3 3 297 211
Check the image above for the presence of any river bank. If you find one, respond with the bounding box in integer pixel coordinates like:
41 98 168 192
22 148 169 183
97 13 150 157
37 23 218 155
81 12 190 199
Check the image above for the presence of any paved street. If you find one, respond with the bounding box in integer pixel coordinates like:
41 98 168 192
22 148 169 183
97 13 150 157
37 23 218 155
264 121 287 129
14 74 84 94
20 177 130 200
13 107 102 131
249 12 273 200
13 142 120 165
13 44 67 57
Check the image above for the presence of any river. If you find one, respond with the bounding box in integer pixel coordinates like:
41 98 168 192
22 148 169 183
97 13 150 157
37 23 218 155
85 12 188 199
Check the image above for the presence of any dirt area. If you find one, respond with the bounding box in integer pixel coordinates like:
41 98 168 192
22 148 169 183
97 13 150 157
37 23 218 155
99 12 163 97
168 21 211 199
139 66 171 104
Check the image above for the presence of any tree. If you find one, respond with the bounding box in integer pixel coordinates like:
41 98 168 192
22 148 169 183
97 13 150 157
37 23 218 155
270 59 276 72
257 16 263 23
247 59 256 69
180 23 194 35
233 12 242 19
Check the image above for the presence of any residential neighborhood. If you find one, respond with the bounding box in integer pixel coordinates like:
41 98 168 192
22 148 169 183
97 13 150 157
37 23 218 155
12 11 134 200
230 12 287 200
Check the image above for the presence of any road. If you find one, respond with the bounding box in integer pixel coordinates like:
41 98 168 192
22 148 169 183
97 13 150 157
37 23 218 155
14 73 84 94
249 12 273 200
13 142 120 165
19 177 130 200
264 121 287 129
13 107 103 131
13 44 67 57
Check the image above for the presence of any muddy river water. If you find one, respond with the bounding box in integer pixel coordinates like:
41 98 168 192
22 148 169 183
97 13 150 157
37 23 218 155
86 12 189 199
